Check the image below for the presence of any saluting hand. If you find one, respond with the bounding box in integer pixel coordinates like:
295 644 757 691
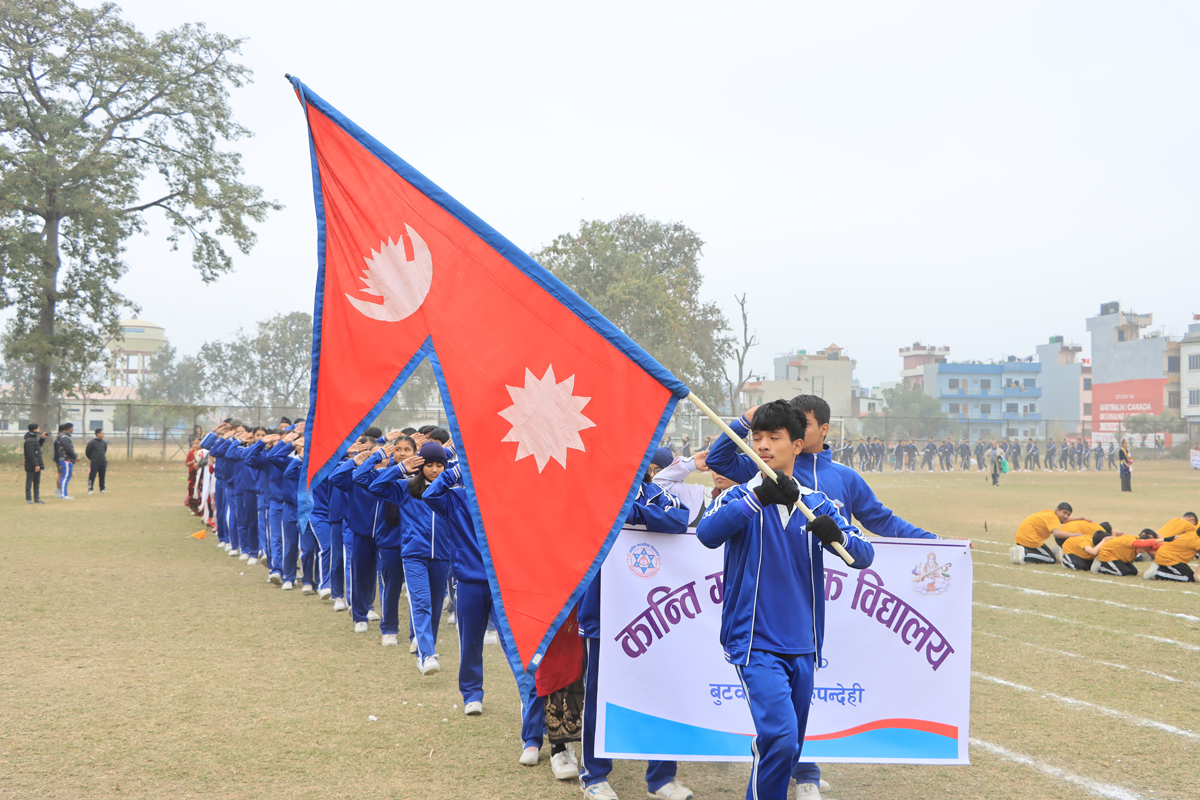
401 455 425 473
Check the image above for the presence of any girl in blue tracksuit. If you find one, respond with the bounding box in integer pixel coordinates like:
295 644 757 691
697 401 873 800
362 441 450 671
328 446 384 628
579 447 693 800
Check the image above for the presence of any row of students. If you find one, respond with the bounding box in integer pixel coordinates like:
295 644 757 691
1011 507 1200 581
835 437 1122 473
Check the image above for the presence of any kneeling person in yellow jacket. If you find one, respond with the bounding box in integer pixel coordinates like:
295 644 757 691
1010 503 1090 565
1061 524 1112 572
1145 513 1199 582
1093 529 1160 577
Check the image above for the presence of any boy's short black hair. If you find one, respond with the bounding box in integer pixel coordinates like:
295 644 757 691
1091 530 1108 546
401 427 417 435
418 424 437 435
27 423 37 432
1056 502 1073 514
1099 521 1112 534
94 428 102 435
1138 529 1157 540
427 427 450 444
1183 512 1197 522
789 394 831 427
223 417 233 424
363 426 383 440
229 419 244 429
750 400 805 441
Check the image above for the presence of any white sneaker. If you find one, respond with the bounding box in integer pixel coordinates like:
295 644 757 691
447 612 457 626
1143 565 1159 580
1009 545 1024 565
819 780 832 793
1090 558 1103 574
61 495 74 500
100 490 107 494
301 584 315 595
229 548 240 557
269 573 282 586
217 540 226 548
282 581 294 591
518 745 539 766
382 634 398 646
1049 542 1063 564
582 781 618 800
464 700 483 716
354 621 369 633
223 542 232 552
484 630 500 645
238 553 250 562
367 609 381 621
88 490 93 495
550 745 578 780
649 781 693 800
318 587 331 600
246 557 258 566
796 783 821 800
332 598 348 612
409 638 418 653
419 656 441 675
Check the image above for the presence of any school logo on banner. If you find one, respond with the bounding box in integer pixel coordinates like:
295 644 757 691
627 542 662 578
911 552 952 596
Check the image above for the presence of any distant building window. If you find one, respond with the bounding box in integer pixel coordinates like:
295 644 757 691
867 402 876 412
1024 378 1036 388
1083 403 1092 416
1007 428 1017 437
1190 354 1200 371
1006 403 1018 413
1117 330 1126 342
1083 378 1092 390
980 404 992 414
1188 390 1199 407
1168 356 1180 373
980 379 991 390
1169 391 1181 409
948 378 959 389
1028 403 1037 413
948 403 960 413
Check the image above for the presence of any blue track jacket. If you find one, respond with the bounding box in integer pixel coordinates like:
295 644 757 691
328 458 382 540
421 465 486 583
697 475 873 666
707 416 939 540
356 451 444 557
578 481 689 639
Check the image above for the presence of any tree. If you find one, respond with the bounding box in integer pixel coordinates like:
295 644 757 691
199 311 312 413
873 382 949 440
139 339 205 405
0 0 279 430
723 293 758 415
532 214 731 403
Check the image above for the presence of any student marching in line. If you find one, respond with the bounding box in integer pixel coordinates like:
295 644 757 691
328 429 386 632
698 401 873 800
1092 529 1160 576
1144 513 1200 582
578 447 694 800
1010 503 1089 565
1060 524 1111 571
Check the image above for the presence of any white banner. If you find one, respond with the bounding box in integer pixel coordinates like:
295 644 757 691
597 529 972 764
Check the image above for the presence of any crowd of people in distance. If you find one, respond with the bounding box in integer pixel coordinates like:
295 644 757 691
828 437 1127 475
1011 504 1200 581
22 421 110 503
180 394 943 800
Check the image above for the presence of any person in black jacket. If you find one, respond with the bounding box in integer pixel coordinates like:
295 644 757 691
86 429 109 494
56 423 78 499
24 424 49 504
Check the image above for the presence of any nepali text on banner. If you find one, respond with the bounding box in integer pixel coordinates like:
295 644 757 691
596 530 972 764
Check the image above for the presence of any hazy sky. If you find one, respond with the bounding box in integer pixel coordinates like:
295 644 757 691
80 1 1200 390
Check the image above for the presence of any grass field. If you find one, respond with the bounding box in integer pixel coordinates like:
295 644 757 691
1 460 1196 800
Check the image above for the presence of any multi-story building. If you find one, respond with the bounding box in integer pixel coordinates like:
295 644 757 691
751 344 854 419
920 359 1043 442
1086 303 1181 443
1036 337 1091 438
899 343 949 389
1179 321 1200 431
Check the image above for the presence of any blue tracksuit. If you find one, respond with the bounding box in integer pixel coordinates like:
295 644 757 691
307 468 335 594
579 481 689 793
361 453 449 658
223 443 258 557
241 440 268 559
350 456 408 636
328 458 382 622
423 464 541 742
202 434 233 544
698 475 873 800
327 475 348 600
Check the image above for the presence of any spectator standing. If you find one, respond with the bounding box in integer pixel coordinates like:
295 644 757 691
85 429 109 494
56 423 78 499
23 423 48 504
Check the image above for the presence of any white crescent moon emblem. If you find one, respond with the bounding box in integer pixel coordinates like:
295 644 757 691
345 224 433 322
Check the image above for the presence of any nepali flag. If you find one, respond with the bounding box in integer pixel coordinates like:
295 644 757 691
288 77 689 675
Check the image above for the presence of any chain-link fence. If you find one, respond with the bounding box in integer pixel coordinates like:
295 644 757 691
1 400 1195 462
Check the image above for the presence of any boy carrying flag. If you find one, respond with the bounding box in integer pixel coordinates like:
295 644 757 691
696 401 873 800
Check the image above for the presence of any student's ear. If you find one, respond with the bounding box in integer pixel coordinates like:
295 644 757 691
791 437 804 456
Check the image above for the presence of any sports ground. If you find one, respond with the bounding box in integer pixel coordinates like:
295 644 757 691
1 460 1194 800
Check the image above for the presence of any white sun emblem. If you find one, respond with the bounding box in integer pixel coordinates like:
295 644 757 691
498 365 596 472
344 224 433 322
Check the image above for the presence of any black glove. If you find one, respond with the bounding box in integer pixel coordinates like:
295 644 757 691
753 473 800 507
807 514 843 547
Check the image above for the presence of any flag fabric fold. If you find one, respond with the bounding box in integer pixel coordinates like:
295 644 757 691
288 75 689 677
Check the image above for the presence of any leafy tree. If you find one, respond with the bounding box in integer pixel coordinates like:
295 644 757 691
138 339 205 406
0 0 279 430
871 382 949 440
532 214 731 402
199 311 311 412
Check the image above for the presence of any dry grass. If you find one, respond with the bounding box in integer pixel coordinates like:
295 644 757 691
0 460 1196 799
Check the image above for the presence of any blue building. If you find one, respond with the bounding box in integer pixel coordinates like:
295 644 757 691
920 360 1044 442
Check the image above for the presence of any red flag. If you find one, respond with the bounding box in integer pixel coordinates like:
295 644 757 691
289 77 688 669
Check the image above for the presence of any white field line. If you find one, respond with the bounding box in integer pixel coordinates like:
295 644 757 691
977 580 1200 622
976 631 1200 688
969 738 1145 800
973 672 1200 742
974 561 1178 594
974 602 1200 652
